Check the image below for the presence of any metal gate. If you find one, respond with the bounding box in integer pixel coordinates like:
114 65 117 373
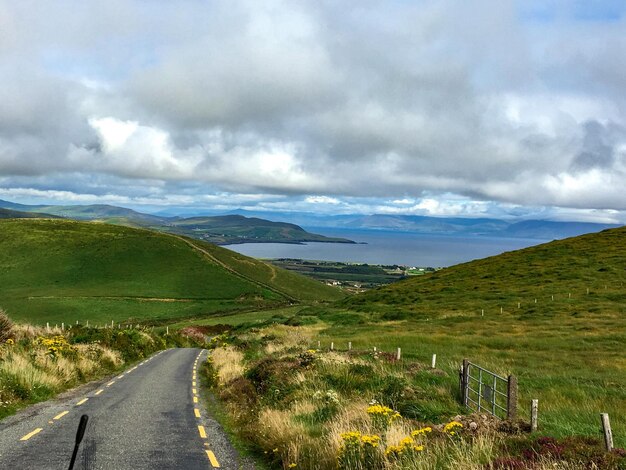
460 359 517 420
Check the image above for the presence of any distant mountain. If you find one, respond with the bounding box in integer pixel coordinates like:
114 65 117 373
0 200 353 245
1 199 620 242
223 209 621 240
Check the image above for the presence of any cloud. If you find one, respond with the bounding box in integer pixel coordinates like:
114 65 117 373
0 0 626 217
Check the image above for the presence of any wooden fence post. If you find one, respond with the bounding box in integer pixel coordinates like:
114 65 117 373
507 375 518 420
461 359 469 406
396 348 401 360
531 399 538 432
601 413 613 452
431 354 437 369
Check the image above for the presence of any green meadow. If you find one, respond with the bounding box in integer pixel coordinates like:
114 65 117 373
0 219 341 324
289 227 626 447
189 228 626 449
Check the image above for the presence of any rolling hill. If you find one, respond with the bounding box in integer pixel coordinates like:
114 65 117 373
0 199 353 245
0 219 343 325
289 227 626 444
0 208 60 219
343 226 626 315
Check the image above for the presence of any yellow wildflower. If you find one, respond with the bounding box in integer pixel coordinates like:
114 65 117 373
360 434 380 448
443 421 463 436
411 426 432 438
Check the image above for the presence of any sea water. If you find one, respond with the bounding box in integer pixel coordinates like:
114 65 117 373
223 228 545 268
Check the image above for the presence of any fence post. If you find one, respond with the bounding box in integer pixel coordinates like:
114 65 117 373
461 359 469 406
507 375 518 420
601 413 613 452
330 342 334 351
431 354 437 369
348 341 352 351
396 348 401 360
531 399 538 432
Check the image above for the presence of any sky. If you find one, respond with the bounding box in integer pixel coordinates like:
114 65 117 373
1 0 626 222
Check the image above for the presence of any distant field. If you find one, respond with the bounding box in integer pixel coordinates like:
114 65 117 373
0 219 341 324
282 227 626 446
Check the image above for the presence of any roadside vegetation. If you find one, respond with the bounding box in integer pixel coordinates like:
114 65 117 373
0 308 204 419
193 227 626 468
201 323 625 469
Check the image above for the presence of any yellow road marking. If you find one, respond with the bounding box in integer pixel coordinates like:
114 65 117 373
198 425 207 438
192 381 196 387
95 389 104 396
192 388 197 395
53 411 69 420
206 450 221 467
194 408 201 418
106 380 115 387
193 396 198 404
76 398 89 406
20 428 43 441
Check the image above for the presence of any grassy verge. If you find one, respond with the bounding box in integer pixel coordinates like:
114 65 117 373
0 310 205 420
198 323 625 470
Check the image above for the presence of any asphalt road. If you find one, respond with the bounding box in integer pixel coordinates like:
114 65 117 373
0 348 252 469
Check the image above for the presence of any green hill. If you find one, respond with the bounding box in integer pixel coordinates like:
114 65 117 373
0 208 60 219
0 219 342 325
290 227 626 445
345 226 626 316
159 214 354 244
0 199 354 245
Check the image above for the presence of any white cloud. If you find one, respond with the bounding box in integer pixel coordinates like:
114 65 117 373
305 196 341 205
1 0 626 217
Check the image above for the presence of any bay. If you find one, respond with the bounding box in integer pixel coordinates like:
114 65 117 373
223 228 546 267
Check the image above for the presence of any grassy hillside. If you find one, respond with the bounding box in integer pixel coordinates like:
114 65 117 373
0 208 59 219
0 199 354 245
0 219 342 324
279 227 626 447
159 214 354 244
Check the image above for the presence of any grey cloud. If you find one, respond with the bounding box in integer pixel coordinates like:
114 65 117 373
0 0 626 212
571 120 616 171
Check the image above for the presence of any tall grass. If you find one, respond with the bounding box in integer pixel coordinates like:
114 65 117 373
0 317 207 419
201 324 625 469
